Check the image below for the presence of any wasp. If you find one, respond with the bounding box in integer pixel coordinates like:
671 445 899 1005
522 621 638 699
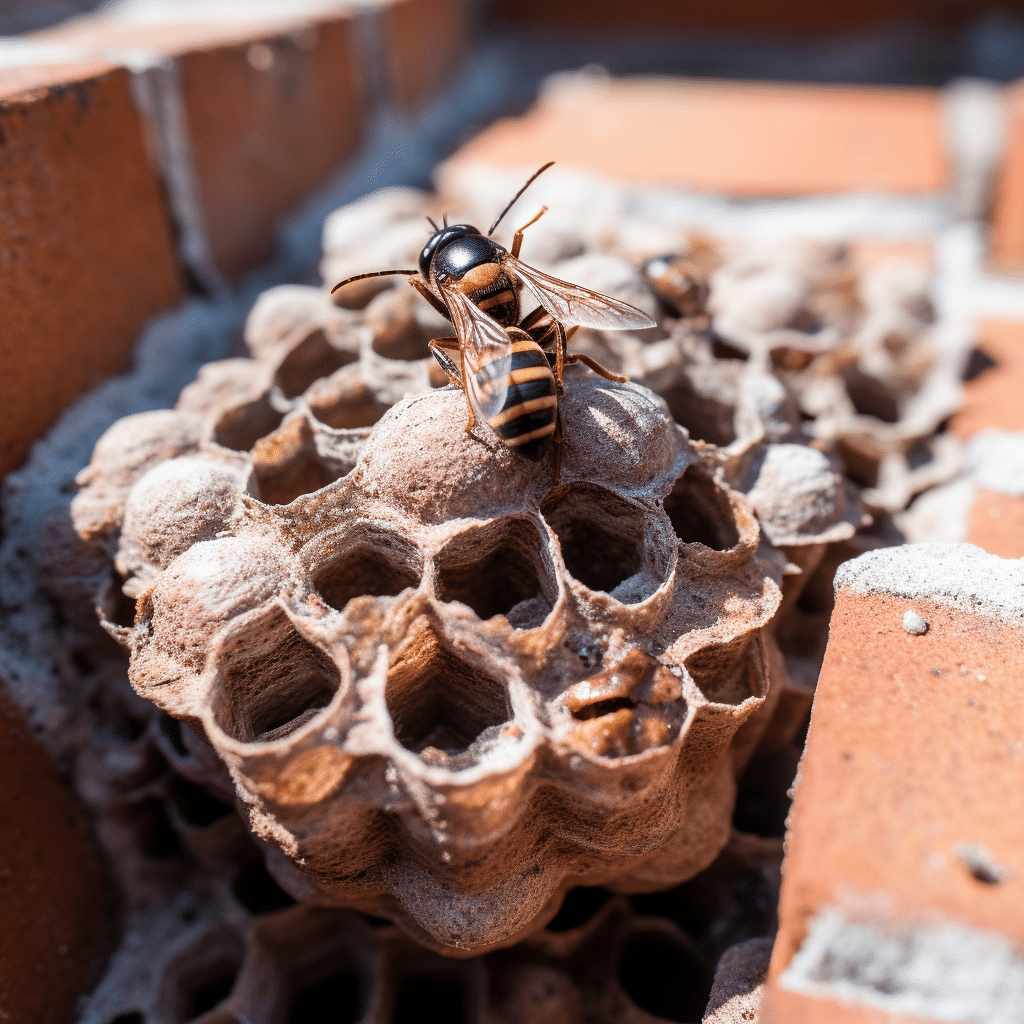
330 163 656 465
644 254 710 319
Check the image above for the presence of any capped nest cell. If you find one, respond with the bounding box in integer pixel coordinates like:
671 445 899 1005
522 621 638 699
73 371 783 954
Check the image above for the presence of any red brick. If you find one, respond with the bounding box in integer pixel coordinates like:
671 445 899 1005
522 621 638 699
951 319 1024 440
0 61 184 479
945 320 1024 561
382 0 469 112
763 986 938 1023
37 9 367 280
0 686 110 1024
766 544 1024 1018
989 79 1024 275
966 487 1024 559
445 77 947 197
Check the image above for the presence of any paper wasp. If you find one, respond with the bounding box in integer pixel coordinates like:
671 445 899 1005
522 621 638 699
330 162 656 464
644 254 710 319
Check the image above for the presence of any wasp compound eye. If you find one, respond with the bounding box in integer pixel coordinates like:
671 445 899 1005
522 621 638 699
418 224 480 277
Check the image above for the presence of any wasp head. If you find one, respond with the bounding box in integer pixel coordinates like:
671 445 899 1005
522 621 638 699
419 224 482 278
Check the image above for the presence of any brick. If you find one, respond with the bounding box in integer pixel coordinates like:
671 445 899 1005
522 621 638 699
967 487 1024 559
763 985 940 1023
951 320 1024 439
946 320 1024 559
989 79 1024 275
0 60 184 479
0 686 110 1024
382 0 469 112
445 76 947 197
37 7 368 281
765 544 1024 1021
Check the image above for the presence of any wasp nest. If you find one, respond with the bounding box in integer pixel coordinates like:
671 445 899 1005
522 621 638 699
73 368 782 954
6 157 980 1021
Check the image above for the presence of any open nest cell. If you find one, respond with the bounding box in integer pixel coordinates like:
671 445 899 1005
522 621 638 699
664 465 741 552
274 329 357 400
251 416 345 505
433 516 555 626
541 482 667 602
212 608 342 743
310 526 423 612
384 624 512 758
685 636 763 706
213 396 285 453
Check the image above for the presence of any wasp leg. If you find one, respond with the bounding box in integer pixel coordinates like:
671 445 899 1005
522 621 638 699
564 353 629 383
553 319 567 395
409 275 452 321
455 337 477 433
511 206 548 259
429 337 475 430
553 407 563 485
428 337 464 387
461 362 476 431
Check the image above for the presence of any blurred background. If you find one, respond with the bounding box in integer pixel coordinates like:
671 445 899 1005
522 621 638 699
6 0 1024 82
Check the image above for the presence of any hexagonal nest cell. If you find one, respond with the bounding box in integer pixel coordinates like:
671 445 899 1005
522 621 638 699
385 625 513 757
433 517 553 626
310 526 423 612
212 609 343 744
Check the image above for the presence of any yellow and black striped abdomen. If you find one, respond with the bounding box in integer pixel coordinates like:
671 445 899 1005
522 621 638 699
473 336 557 460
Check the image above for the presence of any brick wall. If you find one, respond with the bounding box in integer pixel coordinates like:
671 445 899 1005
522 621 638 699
1 0 470 480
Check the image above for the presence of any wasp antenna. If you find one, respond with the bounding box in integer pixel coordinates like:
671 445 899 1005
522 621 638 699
330 269 417 294
488 161 555 237
426 216 439 231
443 212 449 228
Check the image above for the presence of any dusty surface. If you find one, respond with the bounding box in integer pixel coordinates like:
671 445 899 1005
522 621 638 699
777 908 1024 1023
771 545 1024 1007
703 936 772 1023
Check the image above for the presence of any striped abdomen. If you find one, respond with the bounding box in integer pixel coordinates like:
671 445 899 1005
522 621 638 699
472 332 557 460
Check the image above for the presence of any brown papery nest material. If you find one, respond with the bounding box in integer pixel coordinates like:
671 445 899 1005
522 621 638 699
73 367 783 954
21 174 983 1021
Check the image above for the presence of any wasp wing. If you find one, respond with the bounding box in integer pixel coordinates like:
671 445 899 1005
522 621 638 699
440 285 515 425
504 255 657 331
